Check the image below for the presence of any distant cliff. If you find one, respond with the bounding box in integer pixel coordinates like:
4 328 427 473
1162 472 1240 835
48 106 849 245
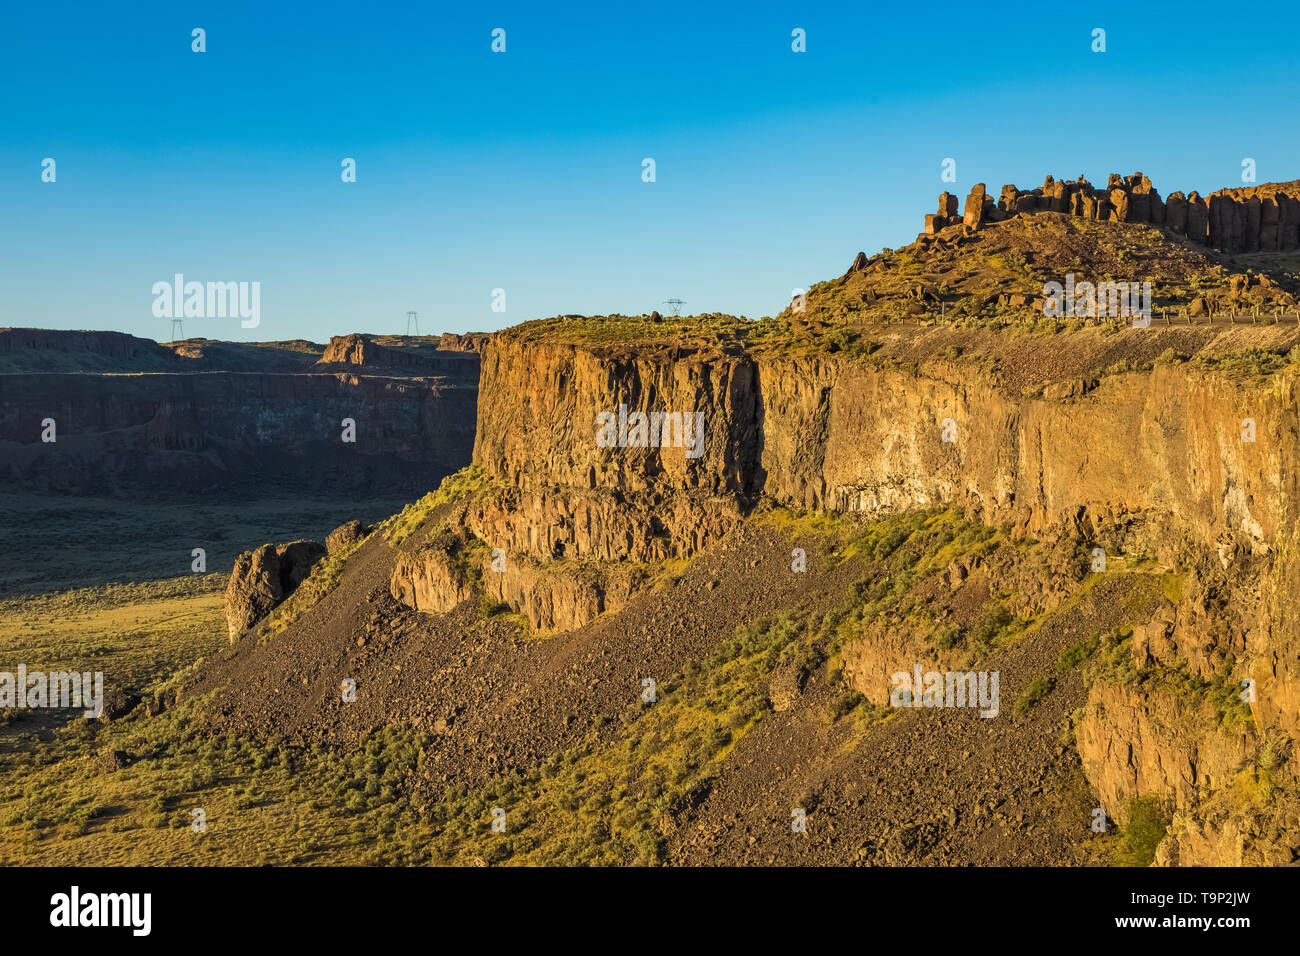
0 330 479 497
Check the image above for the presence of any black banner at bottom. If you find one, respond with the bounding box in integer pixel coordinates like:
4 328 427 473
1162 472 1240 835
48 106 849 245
0 865 1274 942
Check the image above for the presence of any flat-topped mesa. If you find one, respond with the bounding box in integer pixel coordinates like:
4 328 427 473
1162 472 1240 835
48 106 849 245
922 173 1300 253
315 332 483 375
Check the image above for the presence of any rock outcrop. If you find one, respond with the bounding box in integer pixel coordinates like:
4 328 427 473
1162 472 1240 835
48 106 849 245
481 554 641 633
225 540 326 638
390 546 474 615
932 173 1300 254
326 520 370 554
316 333 482 373
438 332 490 353
389 526 643 631
1076 681 1253 825
420 321 1300 866
0 328 181 371
469 336 1287 577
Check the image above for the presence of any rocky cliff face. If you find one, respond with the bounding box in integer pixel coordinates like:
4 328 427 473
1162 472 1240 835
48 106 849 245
1076 681 1254 824
0 327 181 370
472 340 762 498
470 332 1290 577
399 318 1300 865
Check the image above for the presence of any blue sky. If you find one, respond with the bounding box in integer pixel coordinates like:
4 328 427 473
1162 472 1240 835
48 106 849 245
3 0 1298 342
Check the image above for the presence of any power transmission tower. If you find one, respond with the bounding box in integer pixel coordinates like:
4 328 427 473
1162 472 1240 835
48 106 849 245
170 318 184 340
406 311 419 335
663 298 685 316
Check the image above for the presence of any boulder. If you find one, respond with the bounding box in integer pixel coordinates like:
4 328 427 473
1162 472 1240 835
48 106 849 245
768 661 808 713
97 749 130 772
224 540 327 638
99 688 141 723
326 520 370 554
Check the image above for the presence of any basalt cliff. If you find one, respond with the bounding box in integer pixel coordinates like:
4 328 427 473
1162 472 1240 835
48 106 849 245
0 329 481 497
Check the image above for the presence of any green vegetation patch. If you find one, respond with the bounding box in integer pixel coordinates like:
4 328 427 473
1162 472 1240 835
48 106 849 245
1013 677 1056 717
1115 795 1171 867
1083 628 1254 730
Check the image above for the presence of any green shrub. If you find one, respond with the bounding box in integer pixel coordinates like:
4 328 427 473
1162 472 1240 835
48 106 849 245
1057 636 1099 671
1117 796 1170 866
1013 677 1055 717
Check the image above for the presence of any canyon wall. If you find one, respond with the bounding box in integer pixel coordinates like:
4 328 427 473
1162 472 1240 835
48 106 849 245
0 330 479 498
473 337 1290 574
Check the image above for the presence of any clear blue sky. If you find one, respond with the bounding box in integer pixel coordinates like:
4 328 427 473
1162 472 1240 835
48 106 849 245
3 0 1298 342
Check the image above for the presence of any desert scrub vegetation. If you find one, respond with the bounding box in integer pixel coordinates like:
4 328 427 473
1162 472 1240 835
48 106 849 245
1229 731 1294 809
1191 347 1293 380
418 545 913 866
421 609 812 865
1013 677 1056 717
1057 635 1100 671
822 326 883 359
0 574 442 865
0 576 226 703
505 311 755 349
831 510 1025 658
0 694 439 865
1115 795 1171 867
